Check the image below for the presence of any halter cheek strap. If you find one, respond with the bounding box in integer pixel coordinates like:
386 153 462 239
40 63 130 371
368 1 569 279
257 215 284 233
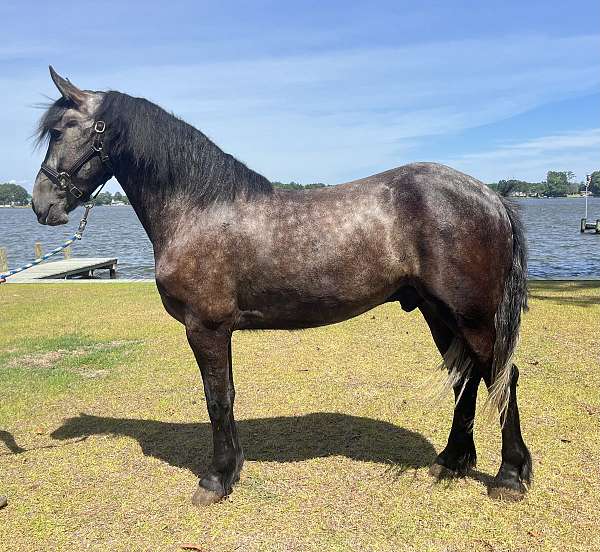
40 120 113 200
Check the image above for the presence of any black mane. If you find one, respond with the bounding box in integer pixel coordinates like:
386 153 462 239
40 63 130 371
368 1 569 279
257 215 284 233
38 92 273 203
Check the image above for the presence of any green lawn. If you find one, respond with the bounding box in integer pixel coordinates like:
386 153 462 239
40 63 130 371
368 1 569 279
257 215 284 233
1 281 599 551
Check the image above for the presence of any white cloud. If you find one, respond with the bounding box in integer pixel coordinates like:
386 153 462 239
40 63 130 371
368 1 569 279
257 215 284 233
444 128 600 182
82 33 600 183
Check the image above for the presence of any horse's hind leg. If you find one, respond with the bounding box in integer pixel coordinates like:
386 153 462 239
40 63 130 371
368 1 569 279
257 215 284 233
420 304 479 478
460 325 532 500
430 370 481 478
484 364 532 500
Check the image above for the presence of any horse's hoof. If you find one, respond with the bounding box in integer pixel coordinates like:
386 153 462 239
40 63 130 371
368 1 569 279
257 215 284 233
429 462 457 480
487 483 526 501
191 486 224 507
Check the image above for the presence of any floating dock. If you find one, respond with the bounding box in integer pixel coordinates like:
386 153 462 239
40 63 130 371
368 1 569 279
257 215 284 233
6 257 117 282
580 218 600 234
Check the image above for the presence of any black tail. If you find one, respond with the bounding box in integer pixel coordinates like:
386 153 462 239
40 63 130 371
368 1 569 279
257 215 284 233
486 196 528 419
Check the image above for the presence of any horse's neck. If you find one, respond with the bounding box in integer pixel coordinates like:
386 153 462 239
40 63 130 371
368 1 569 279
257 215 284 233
116 171 182 250
110 134 269 250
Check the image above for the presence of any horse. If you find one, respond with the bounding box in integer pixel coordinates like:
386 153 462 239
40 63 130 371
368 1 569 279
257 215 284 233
32 66 531 505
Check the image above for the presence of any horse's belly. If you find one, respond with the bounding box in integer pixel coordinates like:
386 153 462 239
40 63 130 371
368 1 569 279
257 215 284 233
235 280 400 330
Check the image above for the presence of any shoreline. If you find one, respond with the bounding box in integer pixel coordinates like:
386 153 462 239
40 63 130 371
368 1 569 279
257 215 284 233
1 196 599 209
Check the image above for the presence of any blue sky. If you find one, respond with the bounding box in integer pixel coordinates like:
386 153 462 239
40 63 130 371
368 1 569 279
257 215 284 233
1 0 599 193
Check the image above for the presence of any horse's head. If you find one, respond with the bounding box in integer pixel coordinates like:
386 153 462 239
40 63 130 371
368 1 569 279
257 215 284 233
32 67 112 225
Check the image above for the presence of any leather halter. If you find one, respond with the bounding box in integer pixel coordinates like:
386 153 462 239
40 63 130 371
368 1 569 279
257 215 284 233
40 120 113 200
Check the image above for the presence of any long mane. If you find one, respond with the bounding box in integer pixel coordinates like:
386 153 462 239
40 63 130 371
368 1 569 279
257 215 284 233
37 92 273 203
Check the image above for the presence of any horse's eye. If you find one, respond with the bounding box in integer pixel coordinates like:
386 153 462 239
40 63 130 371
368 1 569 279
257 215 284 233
50 129 62 141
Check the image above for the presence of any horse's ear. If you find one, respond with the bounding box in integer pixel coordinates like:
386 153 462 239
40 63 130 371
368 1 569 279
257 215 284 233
49 65 87 106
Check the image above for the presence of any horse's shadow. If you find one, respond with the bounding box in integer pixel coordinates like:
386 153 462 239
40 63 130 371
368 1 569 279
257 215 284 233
0 429 27 454
51 412 437 477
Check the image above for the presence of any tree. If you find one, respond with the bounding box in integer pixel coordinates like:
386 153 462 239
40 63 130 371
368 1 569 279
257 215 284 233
564 171 579 194
304 182 327 189
545 171 569 197
528 182 547 196
0 182 30 206
590 171 600 196
111 191 130 205
95 191 113 205
496 179 529 195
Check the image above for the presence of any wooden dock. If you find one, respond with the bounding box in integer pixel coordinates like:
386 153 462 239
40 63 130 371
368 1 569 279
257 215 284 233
7 257 117 281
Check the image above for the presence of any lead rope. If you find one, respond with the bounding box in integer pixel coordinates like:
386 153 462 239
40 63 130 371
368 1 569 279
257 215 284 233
0 184 106 284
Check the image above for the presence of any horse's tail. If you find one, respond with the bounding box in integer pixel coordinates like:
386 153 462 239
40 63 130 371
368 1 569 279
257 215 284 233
486 196 528 420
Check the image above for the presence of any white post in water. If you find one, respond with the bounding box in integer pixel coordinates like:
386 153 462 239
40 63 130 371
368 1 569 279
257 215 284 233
585 174 590 219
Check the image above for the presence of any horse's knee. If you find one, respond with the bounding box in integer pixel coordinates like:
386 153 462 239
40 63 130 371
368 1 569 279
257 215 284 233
206 397 233 419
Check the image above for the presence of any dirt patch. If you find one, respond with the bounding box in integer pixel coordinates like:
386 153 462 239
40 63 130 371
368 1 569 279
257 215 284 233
7 340 139 371
11 351 65 369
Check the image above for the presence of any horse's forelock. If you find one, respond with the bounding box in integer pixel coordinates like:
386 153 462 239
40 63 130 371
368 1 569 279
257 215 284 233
35 97 73 147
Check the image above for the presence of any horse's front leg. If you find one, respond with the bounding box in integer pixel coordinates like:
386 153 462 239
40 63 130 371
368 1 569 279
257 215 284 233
185 317 243 506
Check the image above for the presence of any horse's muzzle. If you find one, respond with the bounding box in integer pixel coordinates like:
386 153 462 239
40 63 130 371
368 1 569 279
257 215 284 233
33 201 69 226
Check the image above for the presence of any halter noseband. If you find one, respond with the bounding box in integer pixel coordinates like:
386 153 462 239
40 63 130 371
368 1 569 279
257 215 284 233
40 120 113 200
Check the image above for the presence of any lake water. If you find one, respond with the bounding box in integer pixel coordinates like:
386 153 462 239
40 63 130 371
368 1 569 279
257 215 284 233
1 197 599 279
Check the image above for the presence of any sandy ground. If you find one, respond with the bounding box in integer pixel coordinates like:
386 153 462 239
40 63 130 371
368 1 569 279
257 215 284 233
1 281 599 551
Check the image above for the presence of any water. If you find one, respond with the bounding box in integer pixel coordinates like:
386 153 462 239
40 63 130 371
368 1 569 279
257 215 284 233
1 198 599 279
0 206 154 279
519 197 600 279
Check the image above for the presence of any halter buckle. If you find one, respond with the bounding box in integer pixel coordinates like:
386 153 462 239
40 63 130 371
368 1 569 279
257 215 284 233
94 121 106 133
70 185 84 199
57 171 71 190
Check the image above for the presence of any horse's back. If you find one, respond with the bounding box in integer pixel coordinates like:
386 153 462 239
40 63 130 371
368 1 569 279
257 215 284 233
341 162 503 212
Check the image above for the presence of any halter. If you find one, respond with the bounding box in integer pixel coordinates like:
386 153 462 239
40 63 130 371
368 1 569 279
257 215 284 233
40 120 113 200
0 121 115 283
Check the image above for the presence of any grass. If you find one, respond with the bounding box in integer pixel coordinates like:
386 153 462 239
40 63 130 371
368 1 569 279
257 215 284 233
0 281 599 551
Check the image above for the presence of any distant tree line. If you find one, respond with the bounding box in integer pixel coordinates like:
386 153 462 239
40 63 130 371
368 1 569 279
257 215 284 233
0 182 30 206
2 171 599 207
0 183 133 207
93 191 130 205
488 170 600 197
275 172 600 197
272 181 328 190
